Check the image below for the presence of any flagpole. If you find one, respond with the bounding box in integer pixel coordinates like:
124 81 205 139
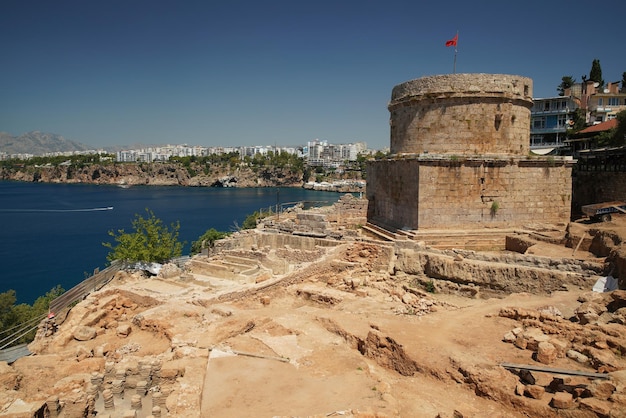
445 31 459 73
453 30 458 74
453 48 457 74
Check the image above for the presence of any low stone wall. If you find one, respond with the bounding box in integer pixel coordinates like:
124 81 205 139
367 156 574 230
393 240 606 296
212 229 342 255
325 194 368 228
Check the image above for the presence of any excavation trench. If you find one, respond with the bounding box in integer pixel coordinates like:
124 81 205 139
317 317 420 377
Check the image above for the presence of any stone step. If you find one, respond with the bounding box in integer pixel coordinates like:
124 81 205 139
220 259 256 272
188 259 238 279
223 255 259 267
361 223 396 241
364 223 515 250
410 229 516 250
188 256 265 282
364 222 413 241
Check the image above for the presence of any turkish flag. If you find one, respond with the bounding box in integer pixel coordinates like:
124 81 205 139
445 34 458 47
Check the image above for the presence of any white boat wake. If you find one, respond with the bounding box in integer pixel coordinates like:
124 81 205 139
0 207 114 212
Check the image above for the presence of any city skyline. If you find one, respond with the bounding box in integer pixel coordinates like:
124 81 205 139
1 0 624 150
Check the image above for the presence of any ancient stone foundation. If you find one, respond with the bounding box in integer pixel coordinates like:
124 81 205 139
367 156 574 230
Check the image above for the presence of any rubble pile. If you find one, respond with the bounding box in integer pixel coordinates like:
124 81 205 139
498 290 626 414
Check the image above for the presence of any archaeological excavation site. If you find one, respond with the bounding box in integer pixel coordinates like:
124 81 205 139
1 74 626 418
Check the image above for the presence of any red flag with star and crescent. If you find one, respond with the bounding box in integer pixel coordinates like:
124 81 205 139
445 34 458 47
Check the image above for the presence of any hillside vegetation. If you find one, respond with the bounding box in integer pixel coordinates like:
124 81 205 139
0 152 365 187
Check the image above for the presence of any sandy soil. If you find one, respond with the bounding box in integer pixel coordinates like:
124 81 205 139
195 286 591 418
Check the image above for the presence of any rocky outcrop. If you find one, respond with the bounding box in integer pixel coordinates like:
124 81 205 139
0 161 371 192
0 163 306 188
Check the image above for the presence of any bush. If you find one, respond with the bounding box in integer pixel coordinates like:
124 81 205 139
0 285 64 347
241 210 271 230
103 209 184 263
191 228 230 254
425 280 436 293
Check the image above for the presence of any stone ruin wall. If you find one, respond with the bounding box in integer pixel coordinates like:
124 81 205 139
368 158 574 230
366 159 420 228
389 74 533 156
418 160 573 228
324 193 368 228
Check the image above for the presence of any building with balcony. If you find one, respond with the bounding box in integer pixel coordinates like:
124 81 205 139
587 94 626 125
530 79 625 154
530 96 578 152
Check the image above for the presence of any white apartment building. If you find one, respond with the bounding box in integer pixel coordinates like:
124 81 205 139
115 141 365 164
305 139 366 166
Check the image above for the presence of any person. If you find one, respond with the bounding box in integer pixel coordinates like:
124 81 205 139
45 312 57 335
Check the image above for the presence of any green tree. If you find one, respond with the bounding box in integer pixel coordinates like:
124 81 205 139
612 110 626 146
0 286 64 347
0 290 18 332
240 210 271 230
190 228 230 254
103 209 184 263
589 59 604 89
32 285 64 316
621 72 626 93
373 150 389 159
566 108 587 134
594 110 626 148
557 76 575 96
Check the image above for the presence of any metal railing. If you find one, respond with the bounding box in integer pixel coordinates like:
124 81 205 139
49 259 127 315
257 199 334 218
0 314 46 350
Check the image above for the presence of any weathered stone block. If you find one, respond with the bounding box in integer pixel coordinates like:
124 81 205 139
550 392 574 409
74 326 97 341
524 384 545 399
578 397 612 416
536 341 557 364
590 380 616 400
117 324 132 337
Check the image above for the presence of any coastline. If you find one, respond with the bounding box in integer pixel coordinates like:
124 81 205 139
0 182 353 305
0 163 366 193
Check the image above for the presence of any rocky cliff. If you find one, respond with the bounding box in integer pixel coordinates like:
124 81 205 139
0 163 306 188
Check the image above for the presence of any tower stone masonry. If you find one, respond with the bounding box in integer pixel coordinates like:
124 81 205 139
367 73 574 232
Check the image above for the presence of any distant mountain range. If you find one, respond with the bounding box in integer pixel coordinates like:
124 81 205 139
0 131 93 155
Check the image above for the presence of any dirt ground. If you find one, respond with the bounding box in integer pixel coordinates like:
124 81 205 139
4 216 626 418
198 289 590 418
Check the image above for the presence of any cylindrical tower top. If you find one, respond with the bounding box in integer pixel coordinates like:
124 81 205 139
388 73 533 156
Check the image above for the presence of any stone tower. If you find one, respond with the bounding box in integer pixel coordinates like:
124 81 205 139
366 73 574 232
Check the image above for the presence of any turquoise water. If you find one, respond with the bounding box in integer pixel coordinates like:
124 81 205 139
0 181 342 303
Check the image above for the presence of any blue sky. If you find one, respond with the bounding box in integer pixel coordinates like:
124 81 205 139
1 0 624 150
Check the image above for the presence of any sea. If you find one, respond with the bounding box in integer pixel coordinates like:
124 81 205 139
0 181 345 304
